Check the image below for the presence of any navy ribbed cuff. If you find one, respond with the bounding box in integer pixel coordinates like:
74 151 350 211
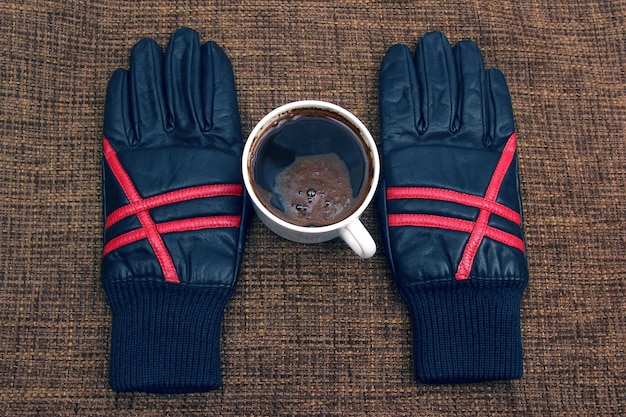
103 281 234 393
401 281 525 384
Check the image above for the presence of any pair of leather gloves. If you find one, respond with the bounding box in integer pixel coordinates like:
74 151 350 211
102 28 528 393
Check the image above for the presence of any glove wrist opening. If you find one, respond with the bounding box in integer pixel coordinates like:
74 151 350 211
104 281 234 393
401 281 525 384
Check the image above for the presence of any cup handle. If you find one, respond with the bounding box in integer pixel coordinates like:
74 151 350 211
339 220 376 258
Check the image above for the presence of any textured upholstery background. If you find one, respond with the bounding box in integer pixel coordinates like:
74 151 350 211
1 1 624 415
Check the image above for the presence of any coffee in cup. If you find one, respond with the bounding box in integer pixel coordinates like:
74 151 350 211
242 101 380 258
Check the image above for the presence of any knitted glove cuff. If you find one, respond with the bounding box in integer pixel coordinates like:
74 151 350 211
103 281 233 393
401 281 526 384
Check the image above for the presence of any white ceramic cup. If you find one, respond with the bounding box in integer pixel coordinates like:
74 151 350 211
242 100 380 258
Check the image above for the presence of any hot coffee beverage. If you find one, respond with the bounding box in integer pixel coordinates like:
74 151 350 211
243 100 380 257
248 109 372 227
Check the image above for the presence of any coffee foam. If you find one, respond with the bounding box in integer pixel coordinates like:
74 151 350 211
271 153 353 227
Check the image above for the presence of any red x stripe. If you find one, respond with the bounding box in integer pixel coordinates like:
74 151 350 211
105 183 243 230
387 214 525 254
103 216 242 257
102 137 243 284
386 133 523 281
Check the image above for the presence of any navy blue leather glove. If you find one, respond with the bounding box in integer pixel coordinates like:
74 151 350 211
101 28 250 392
377 32 528 383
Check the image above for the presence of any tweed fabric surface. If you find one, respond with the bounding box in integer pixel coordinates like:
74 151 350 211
1 1 624 415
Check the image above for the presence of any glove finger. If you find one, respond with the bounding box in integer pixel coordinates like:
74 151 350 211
129 38 167 144
379 44 421 153
414 31 459 138
201 41 242 146
164 27 203 134
454 40 486 145
103 68 134 148
485 68 515 148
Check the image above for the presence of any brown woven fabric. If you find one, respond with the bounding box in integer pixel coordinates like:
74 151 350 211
1 1 624 415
